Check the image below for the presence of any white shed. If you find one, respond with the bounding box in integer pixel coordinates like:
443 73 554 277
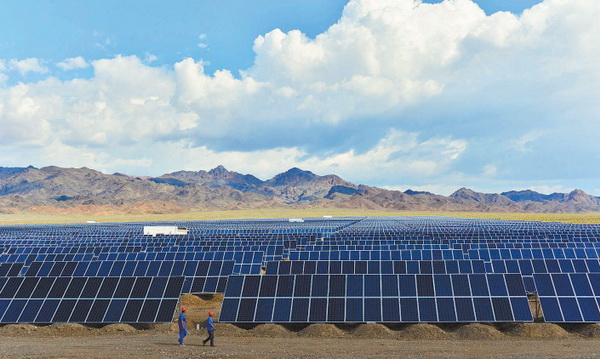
143 226 188 236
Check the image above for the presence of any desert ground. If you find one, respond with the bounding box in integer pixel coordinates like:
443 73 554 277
2 208 600 225
4 328 600 359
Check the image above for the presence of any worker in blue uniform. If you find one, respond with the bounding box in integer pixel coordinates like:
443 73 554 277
202 311 216 346
178 307 188 346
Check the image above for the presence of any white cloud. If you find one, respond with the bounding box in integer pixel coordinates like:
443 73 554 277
144 53 158 63
0 60 7 84
56 56 89 70
1 0 600 195
510 131 548 152
483 164 497 177
198 33 208 49
8 58 49 75
291 129 467 183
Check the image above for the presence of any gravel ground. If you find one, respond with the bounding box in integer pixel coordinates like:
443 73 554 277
2 329 600 359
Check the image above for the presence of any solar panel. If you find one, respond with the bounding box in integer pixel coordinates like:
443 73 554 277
0 276 184 323
3 216 600 325
266 260 486 275
287 249 465 261
489 259 600 274
534 273 600 322
0 263 24 276
219 273 532 323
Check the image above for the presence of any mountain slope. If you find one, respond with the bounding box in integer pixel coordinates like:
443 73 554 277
0 165 599 214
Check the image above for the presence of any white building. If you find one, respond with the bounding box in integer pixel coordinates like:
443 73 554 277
143 226 188 236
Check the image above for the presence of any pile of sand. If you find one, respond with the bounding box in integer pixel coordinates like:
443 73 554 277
506 323 572 339
297 324 347 338
181 294 205 307
0 324 41 335
398 324 449 340
351 323 397 339
215 323 252 337
454 323 505 340
45 323 91 335
99 324 137 333
250 324 295 338
571 323 600 338
150 323 178 333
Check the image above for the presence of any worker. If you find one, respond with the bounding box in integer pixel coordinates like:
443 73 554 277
202 311 216 346
178 307 188 346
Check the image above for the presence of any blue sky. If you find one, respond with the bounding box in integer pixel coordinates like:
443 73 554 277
1 0 599 196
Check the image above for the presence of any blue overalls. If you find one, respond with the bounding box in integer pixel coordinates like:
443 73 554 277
178 312 188 345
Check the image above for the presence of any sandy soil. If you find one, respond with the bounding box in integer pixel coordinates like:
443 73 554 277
2 327 600 359
2 209 600 225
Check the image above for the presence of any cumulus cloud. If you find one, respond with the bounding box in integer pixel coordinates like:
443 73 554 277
1 0 600 194
8 58 49 75
0 61 7 84
56 56 89 70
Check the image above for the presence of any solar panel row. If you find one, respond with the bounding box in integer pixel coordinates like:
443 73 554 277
25 260 235 277
288 249 465 261
219 274 532 323
534 273 600 322
265 260 486 275
0 276 183 323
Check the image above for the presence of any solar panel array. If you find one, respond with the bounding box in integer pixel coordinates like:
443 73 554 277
534 273 600 322
220 273 532 323
0 276 183 323
2 216 600 324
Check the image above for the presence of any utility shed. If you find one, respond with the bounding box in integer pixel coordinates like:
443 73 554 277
143 226 188 236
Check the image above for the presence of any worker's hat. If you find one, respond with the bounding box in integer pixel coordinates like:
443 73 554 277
181 307 187 312
208 311 214 316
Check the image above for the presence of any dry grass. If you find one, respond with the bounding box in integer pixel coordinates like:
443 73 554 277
1 208 600 225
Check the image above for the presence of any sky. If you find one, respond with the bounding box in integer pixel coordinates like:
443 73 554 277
1 0 599 196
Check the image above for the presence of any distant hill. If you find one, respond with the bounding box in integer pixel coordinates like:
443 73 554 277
0 166 35 179
1 165 599 214
501 190 565 203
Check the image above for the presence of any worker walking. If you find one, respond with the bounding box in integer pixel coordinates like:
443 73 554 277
178 307 188 346
202 311 216 346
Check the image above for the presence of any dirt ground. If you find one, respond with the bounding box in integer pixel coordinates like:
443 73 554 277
3 326 600 359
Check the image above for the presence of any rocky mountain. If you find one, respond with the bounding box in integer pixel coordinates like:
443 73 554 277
502 190 566 203
159 165 264 193
0 166 274 213
0 165 599 214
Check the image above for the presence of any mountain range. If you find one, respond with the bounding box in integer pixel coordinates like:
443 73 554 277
1 165 600 214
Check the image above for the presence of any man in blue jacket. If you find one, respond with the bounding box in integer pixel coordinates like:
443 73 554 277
202 311 216 346
178 307 188 346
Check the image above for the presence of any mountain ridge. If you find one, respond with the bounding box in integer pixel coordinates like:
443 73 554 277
1 165 599 214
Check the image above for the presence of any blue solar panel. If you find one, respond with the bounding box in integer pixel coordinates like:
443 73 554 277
0 276 184 323
220 273 532 323
2 216 600 325
265 260 486 275
534 273 600 322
